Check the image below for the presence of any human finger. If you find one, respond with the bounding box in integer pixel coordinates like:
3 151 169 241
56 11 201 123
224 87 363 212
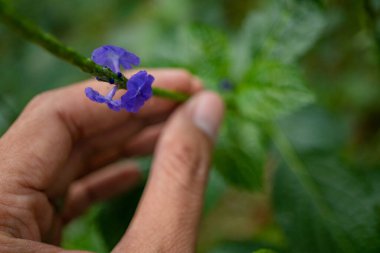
61 161 141 223
113 91 224 252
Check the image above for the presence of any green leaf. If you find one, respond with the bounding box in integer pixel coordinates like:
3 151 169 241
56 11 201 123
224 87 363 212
267 2 326 63
237 60 314 122
62 205 108 253
271 107 380 253
147 23 230 89
182 23 230 88
233 1 326 75
279 105 348 153
95 184 144 251
273 155 380 253
204 169 227 214
214 113 268 191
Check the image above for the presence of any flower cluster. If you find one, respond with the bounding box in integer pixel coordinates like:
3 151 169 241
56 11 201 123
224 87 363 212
85 45 154 112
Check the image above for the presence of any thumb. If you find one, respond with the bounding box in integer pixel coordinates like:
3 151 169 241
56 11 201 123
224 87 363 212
113 91 224 253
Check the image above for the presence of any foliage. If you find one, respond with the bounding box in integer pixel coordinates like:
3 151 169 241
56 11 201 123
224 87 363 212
1 0 380 252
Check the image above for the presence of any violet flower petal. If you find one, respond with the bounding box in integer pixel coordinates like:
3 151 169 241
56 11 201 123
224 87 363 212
121 70 154 113
107 99 122 112
91 45 140 73
85 87 123 111
85 87 107 103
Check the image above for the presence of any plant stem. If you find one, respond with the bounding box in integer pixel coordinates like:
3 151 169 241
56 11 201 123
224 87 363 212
0 1 189 101
153 87 188 102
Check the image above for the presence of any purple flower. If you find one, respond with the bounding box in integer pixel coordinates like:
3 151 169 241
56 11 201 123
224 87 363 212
121 70 154 113
85 86 122 111
86 45 154 113
91 45 140 73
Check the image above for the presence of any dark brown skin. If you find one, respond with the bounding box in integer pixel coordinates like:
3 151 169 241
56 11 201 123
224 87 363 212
0 69 224 253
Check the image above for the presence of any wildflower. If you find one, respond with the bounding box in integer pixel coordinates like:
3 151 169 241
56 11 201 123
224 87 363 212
87 45 154 113
122 70 154 113
91 45 140 73
85 86 122 111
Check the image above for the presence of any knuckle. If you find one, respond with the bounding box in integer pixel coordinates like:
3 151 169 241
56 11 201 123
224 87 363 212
176 69 193 80
26 90 56 112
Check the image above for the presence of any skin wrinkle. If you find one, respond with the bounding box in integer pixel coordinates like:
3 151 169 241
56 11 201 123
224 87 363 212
0 199 39 240
0 175 56 241
16 147 54 191
0 226 18 239
8 184 55 241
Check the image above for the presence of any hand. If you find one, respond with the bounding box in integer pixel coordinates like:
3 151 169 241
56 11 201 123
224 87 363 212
0 69 224 253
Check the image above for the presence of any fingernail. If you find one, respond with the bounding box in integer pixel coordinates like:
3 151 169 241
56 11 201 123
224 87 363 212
187 91 224 140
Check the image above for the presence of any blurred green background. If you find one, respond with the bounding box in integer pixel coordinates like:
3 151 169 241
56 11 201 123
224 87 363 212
1 0 380 252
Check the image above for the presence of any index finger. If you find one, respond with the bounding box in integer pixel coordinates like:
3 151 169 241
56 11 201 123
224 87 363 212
0 68 201 190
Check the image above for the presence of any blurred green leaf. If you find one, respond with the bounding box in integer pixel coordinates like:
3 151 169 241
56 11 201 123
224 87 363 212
272 106 380 253
186 24 230 88
273 155 380 253
95 184 144 251
279 105 348 154
204 169 227 214
268 2 326 64
62 205 108 253
237 60 314 122
214 113 269 191
153 23 230 89
233 1 326 74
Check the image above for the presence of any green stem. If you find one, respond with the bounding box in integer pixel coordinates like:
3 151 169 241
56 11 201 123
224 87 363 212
0 1 189 101
153 87 188 102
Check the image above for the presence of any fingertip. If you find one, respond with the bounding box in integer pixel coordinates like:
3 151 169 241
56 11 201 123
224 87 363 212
186 91 225 140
